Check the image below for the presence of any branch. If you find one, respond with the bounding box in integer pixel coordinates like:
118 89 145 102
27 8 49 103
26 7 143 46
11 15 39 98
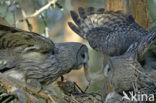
0 73 65 103
17 0 58 23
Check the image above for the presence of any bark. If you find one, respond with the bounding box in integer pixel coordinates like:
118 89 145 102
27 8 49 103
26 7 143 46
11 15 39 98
105 0 150 29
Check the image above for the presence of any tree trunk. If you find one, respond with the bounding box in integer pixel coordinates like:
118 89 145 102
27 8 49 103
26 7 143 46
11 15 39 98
105 0 150 29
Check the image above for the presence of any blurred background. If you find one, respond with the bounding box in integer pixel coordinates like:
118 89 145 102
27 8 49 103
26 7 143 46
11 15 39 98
0 0 156 99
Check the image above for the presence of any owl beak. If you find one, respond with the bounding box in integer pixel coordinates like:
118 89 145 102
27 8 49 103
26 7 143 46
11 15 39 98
84 63 91 82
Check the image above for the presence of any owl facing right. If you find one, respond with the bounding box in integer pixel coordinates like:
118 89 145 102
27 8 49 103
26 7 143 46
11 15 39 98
68 7 149 56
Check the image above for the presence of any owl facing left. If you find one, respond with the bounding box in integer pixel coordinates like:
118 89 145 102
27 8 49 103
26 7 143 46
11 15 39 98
104 33 156 93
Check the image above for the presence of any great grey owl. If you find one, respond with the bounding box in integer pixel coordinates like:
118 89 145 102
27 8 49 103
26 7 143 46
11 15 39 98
68 7 150 56
0 24 89 87
104 32 156 93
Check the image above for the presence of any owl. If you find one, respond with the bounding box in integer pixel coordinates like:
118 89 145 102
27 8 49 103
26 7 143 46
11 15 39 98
0 24 89 88
104 32 156 94
68 7 149 56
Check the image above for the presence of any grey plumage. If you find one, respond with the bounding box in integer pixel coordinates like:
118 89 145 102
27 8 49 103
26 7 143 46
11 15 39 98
68 7 149 56
104 32 156 93
69 7 156 102
0 24 89 86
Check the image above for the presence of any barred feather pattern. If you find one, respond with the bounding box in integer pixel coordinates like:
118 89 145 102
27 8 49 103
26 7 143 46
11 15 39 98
68 7 149 56
0 25 54 53
0 25 88 86
104 34 156 93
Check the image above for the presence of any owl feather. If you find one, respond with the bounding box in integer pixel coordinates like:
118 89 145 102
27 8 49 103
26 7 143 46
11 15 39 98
68 7 149 56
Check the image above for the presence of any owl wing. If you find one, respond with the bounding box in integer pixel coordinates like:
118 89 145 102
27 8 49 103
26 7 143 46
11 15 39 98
0 24 55 53
0 24 55 72
68 7 148 56
123 32 156 71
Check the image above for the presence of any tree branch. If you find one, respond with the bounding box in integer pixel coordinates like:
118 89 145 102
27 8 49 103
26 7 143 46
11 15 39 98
0 73 65 103
17 0 58 23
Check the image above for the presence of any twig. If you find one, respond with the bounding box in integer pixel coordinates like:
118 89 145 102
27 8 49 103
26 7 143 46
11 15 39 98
73 82 84 93
0 73 63 102
130 64 156 85
71 95 79 103
40 14 49 37
0 73 17 94
11 0 17 27
21 10 32 32
135 68 156 85
102 78 108 102
17 0 58 23
131 65 156 87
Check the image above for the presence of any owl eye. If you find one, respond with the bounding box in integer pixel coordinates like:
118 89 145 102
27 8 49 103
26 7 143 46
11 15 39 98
104 64 112 77
81 53 85 59
107 66 111 72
